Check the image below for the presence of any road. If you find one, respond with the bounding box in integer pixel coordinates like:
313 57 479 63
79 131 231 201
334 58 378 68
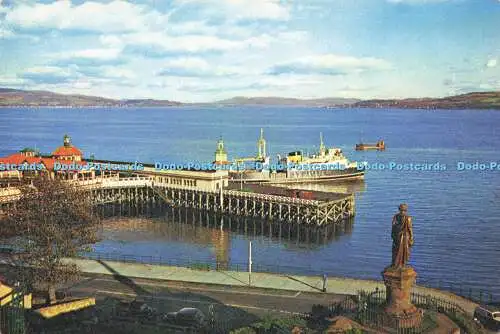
64 273 346 317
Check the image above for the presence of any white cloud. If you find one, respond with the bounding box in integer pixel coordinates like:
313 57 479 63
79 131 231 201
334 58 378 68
18 64 138 87
269 54 392 75
486 58 497 68
0 27 13 38
0 0 7 14
101 67 136 80
387 0 452 3
104 32 275 54
175 0 290 20
99 35 124 49
0 76 28 87
46 47 126 67
178 74 321 93
21 66 80 84
23 66 73 76
157 57 246 77
4 1 171 33
259 75 322 87
52 48 123 62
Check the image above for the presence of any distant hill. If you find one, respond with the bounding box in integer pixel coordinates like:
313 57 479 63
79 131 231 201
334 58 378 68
1 88 499 109
349 91 500 110
0 88 182 107
215 96 360 106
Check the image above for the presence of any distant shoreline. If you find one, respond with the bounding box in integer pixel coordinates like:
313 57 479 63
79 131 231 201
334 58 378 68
1 105 500 111
0 88 499 110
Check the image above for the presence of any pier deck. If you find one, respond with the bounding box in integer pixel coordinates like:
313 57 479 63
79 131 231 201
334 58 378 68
0 175 355 226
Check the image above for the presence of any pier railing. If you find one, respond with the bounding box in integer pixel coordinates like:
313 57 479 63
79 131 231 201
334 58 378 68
222 189 320 205
0 188 21 203
0 176 356 225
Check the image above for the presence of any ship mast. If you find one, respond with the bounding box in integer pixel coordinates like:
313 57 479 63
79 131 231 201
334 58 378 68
319 132 326 156
257 128 266 160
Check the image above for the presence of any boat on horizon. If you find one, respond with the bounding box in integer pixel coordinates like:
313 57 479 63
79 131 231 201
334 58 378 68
355 140 386 151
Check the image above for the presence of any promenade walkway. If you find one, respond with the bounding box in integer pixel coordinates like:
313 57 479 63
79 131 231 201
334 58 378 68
67 258 479 315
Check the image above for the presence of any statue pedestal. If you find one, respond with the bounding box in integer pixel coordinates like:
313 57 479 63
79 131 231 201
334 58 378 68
382 266 423 328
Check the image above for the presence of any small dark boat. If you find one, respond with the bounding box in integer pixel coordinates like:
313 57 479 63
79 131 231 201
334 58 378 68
355 140 385 151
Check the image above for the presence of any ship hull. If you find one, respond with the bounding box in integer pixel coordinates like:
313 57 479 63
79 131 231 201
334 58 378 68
355 143 385 151
229 167 364 184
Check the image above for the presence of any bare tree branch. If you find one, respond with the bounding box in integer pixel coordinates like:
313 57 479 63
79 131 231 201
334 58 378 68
1 175 101 304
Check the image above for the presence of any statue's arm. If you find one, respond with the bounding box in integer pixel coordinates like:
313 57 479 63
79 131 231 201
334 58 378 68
391 215 397 240
408 217 414 246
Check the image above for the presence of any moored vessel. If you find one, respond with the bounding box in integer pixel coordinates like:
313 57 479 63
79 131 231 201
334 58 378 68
223 131 364 185
272 133 364 183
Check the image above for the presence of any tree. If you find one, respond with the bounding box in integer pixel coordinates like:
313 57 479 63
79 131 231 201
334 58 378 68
1 175 101 304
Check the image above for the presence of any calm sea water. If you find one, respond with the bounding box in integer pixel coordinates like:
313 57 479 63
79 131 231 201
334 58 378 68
1 106 499 297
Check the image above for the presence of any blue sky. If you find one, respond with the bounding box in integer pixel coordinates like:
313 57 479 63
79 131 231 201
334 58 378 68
0 0 498 102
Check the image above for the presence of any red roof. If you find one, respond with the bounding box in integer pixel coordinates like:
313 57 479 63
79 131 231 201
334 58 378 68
0 153 87 172
41 158 87 171
52 146 83 157
0 153 28 165
40 157 55 170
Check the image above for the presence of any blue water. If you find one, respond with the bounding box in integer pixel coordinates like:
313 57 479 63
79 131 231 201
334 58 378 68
1 106 499 297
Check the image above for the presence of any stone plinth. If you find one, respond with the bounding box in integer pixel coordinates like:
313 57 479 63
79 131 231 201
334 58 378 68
382 265 423 328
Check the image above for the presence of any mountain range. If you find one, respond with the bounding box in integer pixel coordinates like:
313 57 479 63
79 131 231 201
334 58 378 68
0 88 499 109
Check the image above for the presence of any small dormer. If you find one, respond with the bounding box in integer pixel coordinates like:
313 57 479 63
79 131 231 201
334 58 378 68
19 147 38 158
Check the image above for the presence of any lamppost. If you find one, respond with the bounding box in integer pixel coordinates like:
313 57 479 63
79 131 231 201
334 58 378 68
240 162 243 191
248 241 252 286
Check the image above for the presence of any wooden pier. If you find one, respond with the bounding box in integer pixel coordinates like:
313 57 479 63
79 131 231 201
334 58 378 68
1 175 356 226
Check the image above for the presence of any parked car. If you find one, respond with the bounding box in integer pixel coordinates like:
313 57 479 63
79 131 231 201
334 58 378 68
474 304 500 332
163 307 207 329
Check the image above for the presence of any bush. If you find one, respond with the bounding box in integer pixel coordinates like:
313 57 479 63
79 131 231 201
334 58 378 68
345 329 364 334
250 315 310 333
444 311 484 334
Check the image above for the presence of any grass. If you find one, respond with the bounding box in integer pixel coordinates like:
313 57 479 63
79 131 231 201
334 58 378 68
189 263 211 271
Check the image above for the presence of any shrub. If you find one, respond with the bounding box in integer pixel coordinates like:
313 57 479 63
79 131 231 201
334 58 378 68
230 327 257 334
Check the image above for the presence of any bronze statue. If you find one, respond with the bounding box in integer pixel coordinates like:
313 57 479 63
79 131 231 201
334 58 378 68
391 203 414 267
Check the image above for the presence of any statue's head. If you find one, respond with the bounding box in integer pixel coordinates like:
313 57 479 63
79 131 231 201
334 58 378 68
399 203 408 214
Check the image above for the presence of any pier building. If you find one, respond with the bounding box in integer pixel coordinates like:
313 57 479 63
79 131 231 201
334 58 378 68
0 135 356 226
0 135 94 183
139 167 229 191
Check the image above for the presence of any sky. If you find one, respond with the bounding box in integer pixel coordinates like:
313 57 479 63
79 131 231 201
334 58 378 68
0 0 498 102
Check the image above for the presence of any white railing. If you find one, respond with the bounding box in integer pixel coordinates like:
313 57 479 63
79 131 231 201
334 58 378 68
152 181 217 192
0 188 21 197
100 177 152 188
1 176 338 206
0 187 22 203
223 189 320 205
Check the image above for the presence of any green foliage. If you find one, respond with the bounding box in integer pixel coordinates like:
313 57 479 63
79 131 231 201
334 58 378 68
444 310 484 334
250 315 309 333
345 329 364 334
230 327 257 334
